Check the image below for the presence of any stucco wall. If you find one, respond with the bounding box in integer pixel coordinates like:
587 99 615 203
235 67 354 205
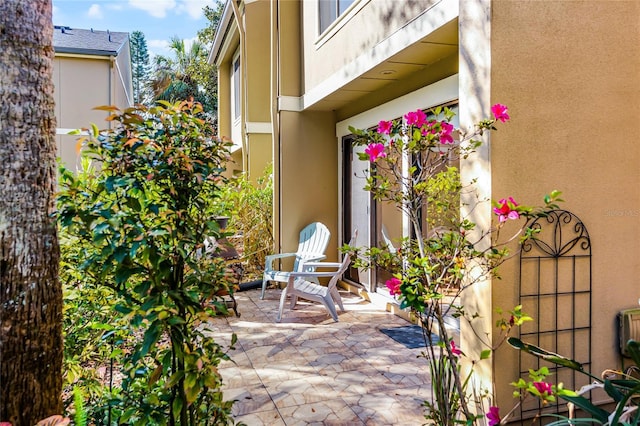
54 56 112 170
278 110 339 261
490 0 640 413
247 133 273 181
301 0 439 91
244 0 271 122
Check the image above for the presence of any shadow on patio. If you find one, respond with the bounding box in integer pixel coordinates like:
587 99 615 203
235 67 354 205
206 287 433 425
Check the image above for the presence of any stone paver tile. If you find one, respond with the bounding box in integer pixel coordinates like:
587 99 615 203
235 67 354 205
237 331 291 349
224 384 275 417
321 365 397 397
266 375 339 408
277 399 364 426
302 350 369 375
220 364 263 389
220 350 253 369
374 361 431 388
344 391 427 425
253 363 316 384
390 384 434 413
357 345 425 368
232 409 286 426
242 343 302 366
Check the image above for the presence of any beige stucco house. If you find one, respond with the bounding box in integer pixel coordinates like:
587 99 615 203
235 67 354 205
53 25 133 169
210 0 639 421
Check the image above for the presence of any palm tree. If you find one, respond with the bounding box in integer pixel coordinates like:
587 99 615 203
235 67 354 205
151 37 208 107
0 0 63 424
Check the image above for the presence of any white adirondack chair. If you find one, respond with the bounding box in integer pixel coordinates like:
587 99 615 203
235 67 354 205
276 229 357 322
261 222 331 299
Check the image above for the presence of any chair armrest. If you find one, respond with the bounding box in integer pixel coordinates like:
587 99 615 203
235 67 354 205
301 261 342 269
288 270 341 279
266 252 297 261
264 252 297 271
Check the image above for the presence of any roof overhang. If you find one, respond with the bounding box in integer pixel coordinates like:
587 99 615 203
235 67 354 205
55 47 117 57
208 0 235 66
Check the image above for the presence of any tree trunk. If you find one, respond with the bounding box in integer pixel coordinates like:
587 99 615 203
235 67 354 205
0 1 62 424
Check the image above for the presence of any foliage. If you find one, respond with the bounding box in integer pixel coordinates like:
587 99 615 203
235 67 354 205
347 105 562 425
130 30 152 105
193 1 225 113
197 2 225 46
72 387 87 426
217 165 274 280
57 100 238 425
509 338 640 425
151 38 210 111
148 2 222 115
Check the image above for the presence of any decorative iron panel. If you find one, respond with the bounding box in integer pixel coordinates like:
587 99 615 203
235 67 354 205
517 210 592 422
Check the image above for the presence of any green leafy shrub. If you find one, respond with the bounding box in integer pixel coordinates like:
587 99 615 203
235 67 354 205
58 100 238 425
216 164 273 281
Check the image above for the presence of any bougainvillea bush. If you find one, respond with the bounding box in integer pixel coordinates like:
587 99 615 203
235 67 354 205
347 104 562 425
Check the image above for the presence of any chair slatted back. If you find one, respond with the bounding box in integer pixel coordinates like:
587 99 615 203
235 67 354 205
293 222 330 272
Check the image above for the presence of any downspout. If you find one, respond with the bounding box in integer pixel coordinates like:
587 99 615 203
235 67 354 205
270 0 281 253
108 56 114 131
229 0 248 173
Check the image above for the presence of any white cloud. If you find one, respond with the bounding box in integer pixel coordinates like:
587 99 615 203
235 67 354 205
177 0 214 20
182 36 199 51
147 39 171 57
52 5 64 24
105 3 124 11
147 36 200 59
87 4 103 19
128 0 177 19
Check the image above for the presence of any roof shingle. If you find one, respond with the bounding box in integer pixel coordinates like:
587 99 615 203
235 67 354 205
53 25 129 56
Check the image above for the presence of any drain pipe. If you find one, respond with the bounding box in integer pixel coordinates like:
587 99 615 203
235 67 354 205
270 0 281 254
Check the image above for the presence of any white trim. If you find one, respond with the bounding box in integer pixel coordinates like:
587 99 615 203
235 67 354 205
245 121 272 134
304 0 458 110
113 57 133 107
336 74 459 137
209 0 234 65
54 52 111 60
278 95 303 112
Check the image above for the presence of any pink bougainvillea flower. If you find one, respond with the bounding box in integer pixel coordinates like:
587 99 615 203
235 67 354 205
491 103 510 122
450 340 462 356
385 277 402 296
439 121 455 144
533 381 553 395
486 406 500 426
493 197 519 223
404 109 427 127
364 143 387 162
377 120 393 135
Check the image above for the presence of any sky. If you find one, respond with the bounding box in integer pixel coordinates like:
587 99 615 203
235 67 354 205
52 0 221 57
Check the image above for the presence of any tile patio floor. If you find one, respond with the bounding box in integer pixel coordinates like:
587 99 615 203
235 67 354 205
206 287 434 425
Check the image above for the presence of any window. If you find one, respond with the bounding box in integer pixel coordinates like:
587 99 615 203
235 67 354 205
319 0 354 34
233 57 240 119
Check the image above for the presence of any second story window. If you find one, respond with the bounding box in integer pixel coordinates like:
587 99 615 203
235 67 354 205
233 56 240 119
319 0 354 34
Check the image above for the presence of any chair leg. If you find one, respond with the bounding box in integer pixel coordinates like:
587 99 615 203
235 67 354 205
329 287 345 312
276 286 288 322
289 294 298 309
321 295 339 322
260 276 268 299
